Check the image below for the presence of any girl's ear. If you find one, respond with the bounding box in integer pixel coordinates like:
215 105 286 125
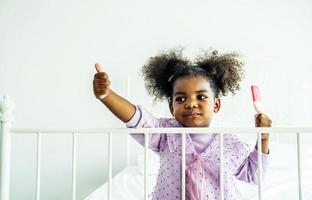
214 98 221 113
169 103 174 116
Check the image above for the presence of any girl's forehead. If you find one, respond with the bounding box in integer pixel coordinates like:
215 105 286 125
172 76 213 93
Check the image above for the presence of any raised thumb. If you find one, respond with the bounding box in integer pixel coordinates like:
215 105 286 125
95 63 104 73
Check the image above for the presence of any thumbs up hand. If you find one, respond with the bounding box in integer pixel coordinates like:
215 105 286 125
93 63 111 100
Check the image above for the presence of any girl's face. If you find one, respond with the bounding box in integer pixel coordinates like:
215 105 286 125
170 76 220 127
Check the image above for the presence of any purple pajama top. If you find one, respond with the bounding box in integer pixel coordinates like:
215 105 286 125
126 105 269 200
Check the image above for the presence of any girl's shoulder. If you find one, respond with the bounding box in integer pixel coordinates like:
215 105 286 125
222 133 252 152
223 133 246 145
223 133 240 141
158 118 182 128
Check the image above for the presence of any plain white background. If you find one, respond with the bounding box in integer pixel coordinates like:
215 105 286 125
1 0 312 199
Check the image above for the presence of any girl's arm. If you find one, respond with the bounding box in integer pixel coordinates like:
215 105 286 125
255 113 272 154
100 89 136 122
257 137 269 154
233 113 272 183
93 63 136 122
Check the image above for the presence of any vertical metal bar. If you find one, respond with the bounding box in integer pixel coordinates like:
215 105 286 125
219 133 224 200
0 96 14 200
296 132 303 200
257 132 262 200
181 133 186 200
144 133 148 200
126 134 130 166
36 133 42 200
0 122 11 200
72 133 77 200
126 76 131 166
108 132 112 200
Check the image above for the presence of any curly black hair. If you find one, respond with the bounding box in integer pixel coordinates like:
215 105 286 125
141 48 245 103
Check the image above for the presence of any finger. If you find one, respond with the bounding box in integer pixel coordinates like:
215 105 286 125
255 114 267 123
95 63 104 73
255 113 264 118
93 82 110 88
255 114 259 120
94 72 108 79
256 118 271 127
257 114 271 124
93 77 110 84
94 89 108 93
94 81 110 86
255 114 264 127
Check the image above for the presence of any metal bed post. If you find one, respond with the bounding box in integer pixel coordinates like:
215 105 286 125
36 132 42 200
144 133 149 200
219 133 224 200
72 133 77 200
181 133 186 200
257 132 262 200
108 132 112 200
0 96 15 200
296 132 303 200
126 76 131 166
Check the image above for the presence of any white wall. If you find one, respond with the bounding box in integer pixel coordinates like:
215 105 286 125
1 0 312 199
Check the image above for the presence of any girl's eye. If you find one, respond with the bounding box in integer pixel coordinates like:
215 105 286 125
175 96 186 102
197 95 207 100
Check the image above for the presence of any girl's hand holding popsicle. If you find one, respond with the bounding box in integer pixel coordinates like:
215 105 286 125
251 85 272 152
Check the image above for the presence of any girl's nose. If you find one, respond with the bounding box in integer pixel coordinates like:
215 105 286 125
185 100 198 109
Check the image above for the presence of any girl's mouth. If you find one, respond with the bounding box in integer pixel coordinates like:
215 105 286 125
184 111 201 116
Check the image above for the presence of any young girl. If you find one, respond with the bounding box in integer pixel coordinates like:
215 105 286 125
93 49 272 200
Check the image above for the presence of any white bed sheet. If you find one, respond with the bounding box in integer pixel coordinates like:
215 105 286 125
84 166 156 200
237 169 312 200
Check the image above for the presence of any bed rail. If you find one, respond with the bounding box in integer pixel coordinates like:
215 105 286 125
1 96 312 200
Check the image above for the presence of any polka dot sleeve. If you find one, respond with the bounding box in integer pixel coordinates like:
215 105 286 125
234 147 269 184
125 105 164 153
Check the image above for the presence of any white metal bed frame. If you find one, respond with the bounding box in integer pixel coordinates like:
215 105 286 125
1 95 311 200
